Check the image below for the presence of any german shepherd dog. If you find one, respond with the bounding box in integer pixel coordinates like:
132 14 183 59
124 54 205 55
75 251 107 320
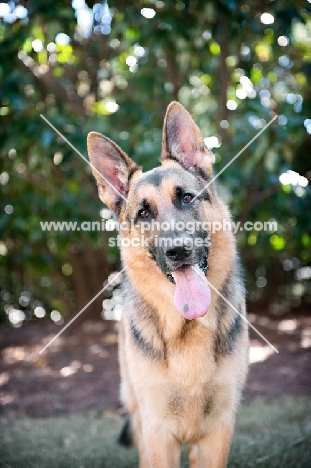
87 102 249 468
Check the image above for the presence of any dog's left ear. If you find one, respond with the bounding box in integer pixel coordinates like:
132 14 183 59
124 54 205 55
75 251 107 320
161 101 214 177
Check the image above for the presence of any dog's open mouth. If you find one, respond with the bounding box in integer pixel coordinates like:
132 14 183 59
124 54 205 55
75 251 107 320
166 257 211 320
166 256 208 284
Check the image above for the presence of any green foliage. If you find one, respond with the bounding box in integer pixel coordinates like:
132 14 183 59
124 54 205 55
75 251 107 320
1 0 311 323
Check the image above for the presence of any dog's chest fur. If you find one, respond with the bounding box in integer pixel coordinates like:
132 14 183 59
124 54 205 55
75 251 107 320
121 297 241 444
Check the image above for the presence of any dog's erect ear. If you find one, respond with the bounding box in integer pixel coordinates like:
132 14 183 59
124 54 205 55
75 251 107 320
87 132 139 212
161 102 214 176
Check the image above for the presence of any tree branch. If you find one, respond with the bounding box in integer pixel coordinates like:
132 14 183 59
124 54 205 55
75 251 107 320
216 10 230 142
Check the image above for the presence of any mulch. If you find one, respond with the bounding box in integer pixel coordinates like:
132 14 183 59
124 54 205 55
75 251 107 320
0 314 310 417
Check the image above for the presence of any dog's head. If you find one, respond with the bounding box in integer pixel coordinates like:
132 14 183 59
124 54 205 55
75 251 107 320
87 102 232 320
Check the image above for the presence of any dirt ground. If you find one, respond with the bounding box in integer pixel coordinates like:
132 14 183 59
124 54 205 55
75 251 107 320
0 313 311 417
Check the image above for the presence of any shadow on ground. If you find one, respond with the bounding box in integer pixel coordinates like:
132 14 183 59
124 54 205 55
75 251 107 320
1 314 311 417
1 314 311 466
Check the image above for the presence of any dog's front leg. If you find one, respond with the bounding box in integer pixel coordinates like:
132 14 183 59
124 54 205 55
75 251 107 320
141 425 180 468
195 420 234 468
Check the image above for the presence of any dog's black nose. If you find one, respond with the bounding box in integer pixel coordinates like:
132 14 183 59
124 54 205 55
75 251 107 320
165 245 191 261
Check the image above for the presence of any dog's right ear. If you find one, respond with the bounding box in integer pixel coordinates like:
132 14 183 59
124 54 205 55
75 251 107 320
87 132 139 213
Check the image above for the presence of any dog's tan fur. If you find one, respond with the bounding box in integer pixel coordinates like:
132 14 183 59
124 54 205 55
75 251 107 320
87 102 249 468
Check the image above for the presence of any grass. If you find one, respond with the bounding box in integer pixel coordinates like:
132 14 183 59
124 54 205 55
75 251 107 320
1 397 311 467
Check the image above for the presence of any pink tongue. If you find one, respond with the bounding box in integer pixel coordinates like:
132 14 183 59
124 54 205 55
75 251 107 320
172 266 211 320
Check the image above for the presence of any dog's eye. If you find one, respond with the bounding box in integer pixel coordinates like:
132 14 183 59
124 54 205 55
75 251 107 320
183 193 194 204
137 209 149 219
